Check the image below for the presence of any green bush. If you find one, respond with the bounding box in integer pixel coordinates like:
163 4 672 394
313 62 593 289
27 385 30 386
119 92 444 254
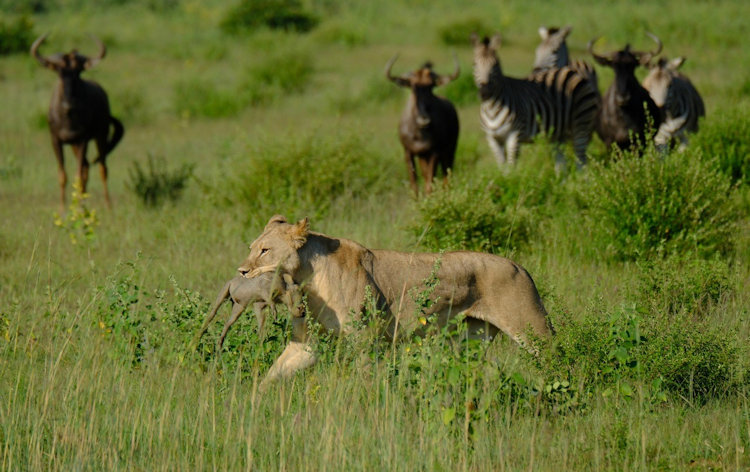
412 158 559 253
241 51 314 105
0 15 33 55
634 253 734 317
220 0 318 35
440 65 477 107
225 130 396 224
437 18 492 46
173 78 245 118
576 149 741 260
540 304 743 404
692 107 750 186
127 154 194 207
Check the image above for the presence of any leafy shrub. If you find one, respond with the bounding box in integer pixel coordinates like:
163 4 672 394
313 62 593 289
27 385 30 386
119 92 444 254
220 0 318 35
634 253 733 317
0 15 33 55
225 130 396 224
692 106 750 186
440 65 477 107
313 23 367 46
438 18 492 46
173 78 245 118
412 159 559 253
576 149 741 260
540 304 743 404
241 51 314 105
127 154 194 207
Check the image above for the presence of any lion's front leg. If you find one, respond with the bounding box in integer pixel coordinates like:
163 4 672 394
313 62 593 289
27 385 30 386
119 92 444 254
260 317 316 388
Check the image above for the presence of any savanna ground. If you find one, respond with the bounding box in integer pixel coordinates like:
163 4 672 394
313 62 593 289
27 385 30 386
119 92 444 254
1 0 749 470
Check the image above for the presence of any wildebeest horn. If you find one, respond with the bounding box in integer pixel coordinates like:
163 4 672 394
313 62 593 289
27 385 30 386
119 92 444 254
437 52 460 86
85 35 107 69
30 33 55 69
638 32 663 65
385 54 400 81
587 36 611 65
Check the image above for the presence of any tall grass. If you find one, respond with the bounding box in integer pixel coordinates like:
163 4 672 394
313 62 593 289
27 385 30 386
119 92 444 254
1 0 749 469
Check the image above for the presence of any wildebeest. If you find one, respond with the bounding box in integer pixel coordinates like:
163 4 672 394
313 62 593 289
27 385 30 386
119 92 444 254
31 34 124 208
472 33 599 169
588 33 663 152
642 56 705 151
385 55 459 195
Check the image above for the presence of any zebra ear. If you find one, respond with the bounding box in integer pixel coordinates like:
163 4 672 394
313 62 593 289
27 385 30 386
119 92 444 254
669 56 686 70
489 34 502 50
538 26 549 40
560 25 572 39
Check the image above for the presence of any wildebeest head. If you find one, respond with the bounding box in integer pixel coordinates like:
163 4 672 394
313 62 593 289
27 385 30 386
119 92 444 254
642 56 686 107
385 54 459 127
31 33 106 96
589 33 662 106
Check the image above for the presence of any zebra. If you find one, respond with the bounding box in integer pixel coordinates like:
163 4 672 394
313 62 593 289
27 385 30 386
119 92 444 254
642 56 705 151
471 33 600 169
533 25 599 93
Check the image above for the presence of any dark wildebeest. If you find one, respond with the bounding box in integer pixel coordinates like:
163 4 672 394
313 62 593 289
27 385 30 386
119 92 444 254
31 34 124 208
385 55 459 195
642 55 705 151
589 33 663 152
192 273 303 351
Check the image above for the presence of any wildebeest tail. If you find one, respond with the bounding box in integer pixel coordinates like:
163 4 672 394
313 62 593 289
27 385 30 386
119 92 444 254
106 116 124 155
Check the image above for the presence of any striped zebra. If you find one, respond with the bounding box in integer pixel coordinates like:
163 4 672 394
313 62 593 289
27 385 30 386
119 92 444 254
642 56 705 151
533 25 599 93
472 33 600 169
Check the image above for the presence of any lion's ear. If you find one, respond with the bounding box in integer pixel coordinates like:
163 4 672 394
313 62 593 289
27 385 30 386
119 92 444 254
290 217 309 249
265 214 287 230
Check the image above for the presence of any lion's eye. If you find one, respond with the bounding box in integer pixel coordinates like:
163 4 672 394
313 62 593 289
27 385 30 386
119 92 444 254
259 248 269 257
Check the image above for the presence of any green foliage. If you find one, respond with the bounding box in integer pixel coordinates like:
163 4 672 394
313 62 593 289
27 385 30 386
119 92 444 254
220 0 319 35
576 149 741 260
313 22 367 46
127 154 194 207
634 253 734 317
0 155 21 181
440 68 477 107
437 17 492 46
224 130 396 223
412 161 559 253
540 304 743 404
0 15 33 55
692 106 750 186
53 180 99 246
173 78 245 118
241 51 314 105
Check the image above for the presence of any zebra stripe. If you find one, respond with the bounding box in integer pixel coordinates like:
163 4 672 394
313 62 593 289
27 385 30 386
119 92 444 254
533 26 599 94
473 35 600 167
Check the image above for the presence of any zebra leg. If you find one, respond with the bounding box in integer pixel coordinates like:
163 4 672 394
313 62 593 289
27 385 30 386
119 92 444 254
553 144 566 174
505 132 520 165
486 134 506 166
676 129 690 152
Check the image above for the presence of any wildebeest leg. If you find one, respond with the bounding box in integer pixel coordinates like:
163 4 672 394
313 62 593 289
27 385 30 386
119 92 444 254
51 135 67 209
217 299 253 350
191 280 231 350
71 142 90 195
404 150 419 196
95 136 111 208
418 155 437 195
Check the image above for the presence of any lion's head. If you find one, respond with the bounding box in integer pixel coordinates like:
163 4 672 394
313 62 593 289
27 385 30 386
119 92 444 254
237 215 309 279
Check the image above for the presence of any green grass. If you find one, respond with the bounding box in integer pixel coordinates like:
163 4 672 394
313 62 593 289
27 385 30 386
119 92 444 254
1 0 749 469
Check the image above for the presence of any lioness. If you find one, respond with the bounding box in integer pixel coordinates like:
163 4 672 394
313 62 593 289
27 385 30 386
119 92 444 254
239 215 552 383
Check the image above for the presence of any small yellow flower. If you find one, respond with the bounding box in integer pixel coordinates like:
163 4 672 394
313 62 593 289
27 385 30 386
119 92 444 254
419 317 427 325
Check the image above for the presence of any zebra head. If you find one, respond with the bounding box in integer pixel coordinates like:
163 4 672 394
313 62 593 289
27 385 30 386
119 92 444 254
471 33 503 90
642 56 686 107
534 25 572 71
385 54 459 127
589 33 662 106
